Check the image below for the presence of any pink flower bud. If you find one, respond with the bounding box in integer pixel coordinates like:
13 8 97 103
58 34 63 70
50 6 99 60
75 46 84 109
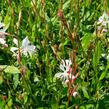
57 10 63 18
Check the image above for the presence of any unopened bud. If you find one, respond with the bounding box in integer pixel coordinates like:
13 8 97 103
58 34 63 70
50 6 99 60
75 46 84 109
2 95 7 101
57 10 63 18
72 92 78 97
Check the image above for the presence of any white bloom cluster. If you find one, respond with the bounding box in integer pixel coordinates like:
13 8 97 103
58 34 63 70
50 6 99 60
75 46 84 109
10 37 36 57
97 12 109 33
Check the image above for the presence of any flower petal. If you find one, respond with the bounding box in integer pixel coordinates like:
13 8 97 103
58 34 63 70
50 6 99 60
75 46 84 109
22 37 30 48
55 72 68 82
0 38 6 45
10 47 18 55
61 59 65 67
22 45 36 56
59 64 65 72
13 38 18 46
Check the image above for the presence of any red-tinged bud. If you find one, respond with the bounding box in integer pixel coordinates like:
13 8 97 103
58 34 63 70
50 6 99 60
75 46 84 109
73 76 76 81
2 95 7 101
57 10 63 18
75 72 79 78
8 0 11 5
71 73 79 84
70 85 78 96
70 90 76 97
67 67 72 74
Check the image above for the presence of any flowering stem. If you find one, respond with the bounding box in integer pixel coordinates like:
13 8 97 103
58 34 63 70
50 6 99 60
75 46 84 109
57 3 80 108
57 10 74 43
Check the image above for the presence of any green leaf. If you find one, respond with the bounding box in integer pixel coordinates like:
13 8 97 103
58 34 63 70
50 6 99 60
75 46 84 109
80 104 94 109
7 98 13 107
93 41 101 72
99 72 106 81
63 0 70 10
13 74 19 89
4 66 20 74
4 11 11 30
82 87 89 99
51 96 58 109
0 98 5 108
81 33 93 51
37 107 43 109
59 105 65 109
79 106 85 109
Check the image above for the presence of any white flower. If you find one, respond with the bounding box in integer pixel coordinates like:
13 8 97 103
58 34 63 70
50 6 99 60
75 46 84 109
55 59 79 85
0 22 7 46
10 37 36 57
55 59 74 84
13 38 18 46
96 12 109 32
97 12 109 24
21 37 36 56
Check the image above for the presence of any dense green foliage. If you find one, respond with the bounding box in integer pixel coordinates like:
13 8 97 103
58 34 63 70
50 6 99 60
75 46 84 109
0 0 109 109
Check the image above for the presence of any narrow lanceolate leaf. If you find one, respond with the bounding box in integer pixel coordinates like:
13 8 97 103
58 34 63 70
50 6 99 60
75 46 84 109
93 41 101 72
63 0 70 10
81 33 93 51
4 66 20 74
99 72 106 81
4 11 11 30
82 87 89 99
99 61 109 81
